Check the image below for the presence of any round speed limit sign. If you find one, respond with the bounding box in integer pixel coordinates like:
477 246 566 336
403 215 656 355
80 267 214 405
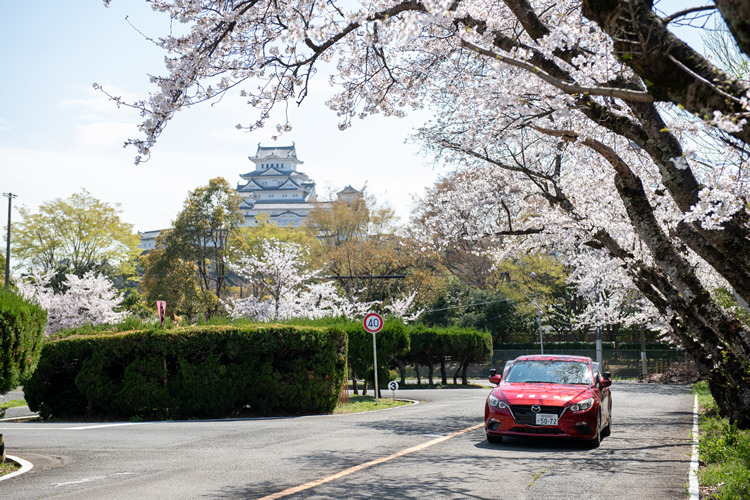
363 312 384 333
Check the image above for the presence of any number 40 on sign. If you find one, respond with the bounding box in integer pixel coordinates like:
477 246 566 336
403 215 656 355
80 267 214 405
363 312 383 333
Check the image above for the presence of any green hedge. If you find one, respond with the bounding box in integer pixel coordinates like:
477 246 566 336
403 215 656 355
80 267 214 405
399 325 493 385
0 290 46 394
24 324 347 419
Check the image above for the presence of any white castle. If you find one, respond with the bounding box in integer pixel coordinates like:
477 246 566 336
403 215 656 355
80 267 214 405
237 143 317 227
138 143 358 251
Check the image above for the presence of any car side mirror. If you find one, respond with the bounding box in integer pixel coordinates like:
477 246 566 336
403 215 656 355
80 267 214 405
489 374 501 385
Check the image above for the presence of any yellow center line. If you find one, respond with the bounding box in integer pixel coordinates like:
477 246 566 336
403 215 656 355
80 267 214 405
258 422 484 500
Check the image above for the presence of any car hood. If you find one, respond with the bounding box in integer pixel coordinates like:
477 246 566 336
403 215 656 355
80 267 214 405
493 382 592 406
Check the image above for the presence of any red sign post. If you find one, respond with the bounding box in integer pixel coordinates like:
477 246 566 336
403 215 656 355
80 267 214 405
157 301 167 328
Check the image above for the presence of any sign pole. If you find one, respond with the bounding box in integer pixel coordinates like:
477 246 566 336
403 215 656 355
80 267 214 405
372 331 379 404
363 312 384 404
388 380 399 400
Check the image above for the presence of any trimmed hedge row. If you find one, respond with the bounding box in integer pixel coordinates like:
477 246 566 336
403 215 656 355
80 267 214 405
0 290 46 394
24 324 347 419
399 325 493 385
285 317 410 395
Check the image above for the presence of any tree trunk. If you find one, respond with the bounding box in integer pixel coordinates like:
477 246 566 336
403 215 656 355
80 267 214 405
453 363 462 385
415 364 421 385
541 128 750 427
440 359 448 385
707 370 750 429
393 357 407 386
461 361 469 385
427 363 434 385
351 371 359 396
714 0 750 57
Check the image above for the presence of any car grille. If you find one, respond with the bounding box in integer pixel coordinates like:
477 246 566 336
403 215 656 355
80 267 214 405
510 405 564 426
510 426 564 435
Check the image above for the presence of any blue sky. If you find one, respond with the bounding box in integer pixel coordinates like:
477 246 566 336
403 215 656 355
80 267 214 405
0 2 438 239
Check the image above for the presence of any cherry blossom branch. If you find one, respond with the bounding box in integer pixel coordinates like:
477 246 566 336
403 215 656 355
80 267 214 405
460 39 654 103
530 124 750 351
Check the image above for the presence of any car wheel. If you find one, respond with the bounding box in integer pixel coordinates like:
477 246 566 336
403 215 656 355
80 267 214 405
588 416 602 448
487 434 503 444
601 400 612 438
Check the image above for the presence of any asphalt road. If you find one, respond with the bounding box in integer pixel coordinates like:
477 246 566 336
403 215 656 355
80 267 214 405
0 381 694 499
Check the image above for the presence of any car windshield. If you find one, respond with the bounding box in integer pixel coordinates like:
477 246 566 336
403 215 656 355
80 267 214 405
504 360 592 385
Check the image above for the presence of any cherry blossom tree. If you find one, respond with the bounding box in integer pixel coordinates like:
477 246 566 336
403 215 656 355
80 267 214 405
107 1 750 425
18 271 129 335
384 290 424 323
227 239 382 320
230 239 317 319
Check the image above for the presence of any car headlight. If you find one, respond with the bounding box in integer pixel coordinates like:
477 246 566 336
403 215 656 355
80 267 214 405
488 394 510 410
569 397 594 412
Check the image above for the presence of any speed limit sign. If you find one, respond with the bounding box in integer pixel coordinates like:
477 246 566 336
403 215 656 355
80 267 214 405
363 312 384 403
363 312 384 333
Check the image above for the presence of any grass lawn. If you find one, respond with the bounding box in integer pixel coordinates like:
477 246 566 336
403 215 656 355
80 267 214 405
0 460 20 477
1 399 28 477
695 381 750 500
0 400 27 412
334 395 413 414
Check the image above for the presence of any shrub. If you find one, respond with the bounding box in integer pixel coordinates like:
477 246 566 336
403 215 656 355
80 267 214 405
0 289 46 393
24 324 347 419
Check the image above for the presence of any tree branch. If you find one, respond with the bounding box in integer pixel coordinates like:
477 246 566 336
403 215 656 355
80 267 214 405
460 39 654 102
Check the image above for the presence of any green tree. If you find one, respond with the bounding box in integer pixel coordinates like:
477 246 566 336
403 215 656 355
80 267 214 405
456 289 535 346
12 190 139 282
162 178 245 317
139 244 205 320
305 191 412 305
0 289 46 394
0 253 6 288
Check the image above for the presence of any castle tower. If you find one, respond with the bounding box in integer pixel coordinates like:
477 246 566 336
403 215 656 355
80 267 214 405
237 143 318 227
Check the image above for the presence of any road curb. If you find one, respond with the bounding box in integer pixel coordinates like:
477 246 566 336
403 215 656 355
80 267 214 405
1 455 33 481
688 394 699 500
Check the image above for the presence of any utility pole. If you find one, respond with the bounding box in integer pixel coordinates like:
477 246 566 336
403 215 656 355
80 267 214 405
530 272 543 354
640 324 648 379
3 193 15 291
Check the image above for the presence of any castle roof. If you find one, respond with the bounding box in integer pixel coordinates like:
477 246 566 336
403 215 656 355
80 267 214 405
246 201 315 210
248 143 303 164
239 167 312 180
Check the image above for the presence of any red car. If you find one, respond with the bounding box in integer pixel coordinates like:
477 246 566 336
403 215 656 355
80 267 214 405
485 354 612 447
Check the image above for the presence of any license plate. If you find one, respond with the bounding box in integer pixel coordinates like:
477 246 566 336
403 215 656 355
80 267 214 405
535 413 558 426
